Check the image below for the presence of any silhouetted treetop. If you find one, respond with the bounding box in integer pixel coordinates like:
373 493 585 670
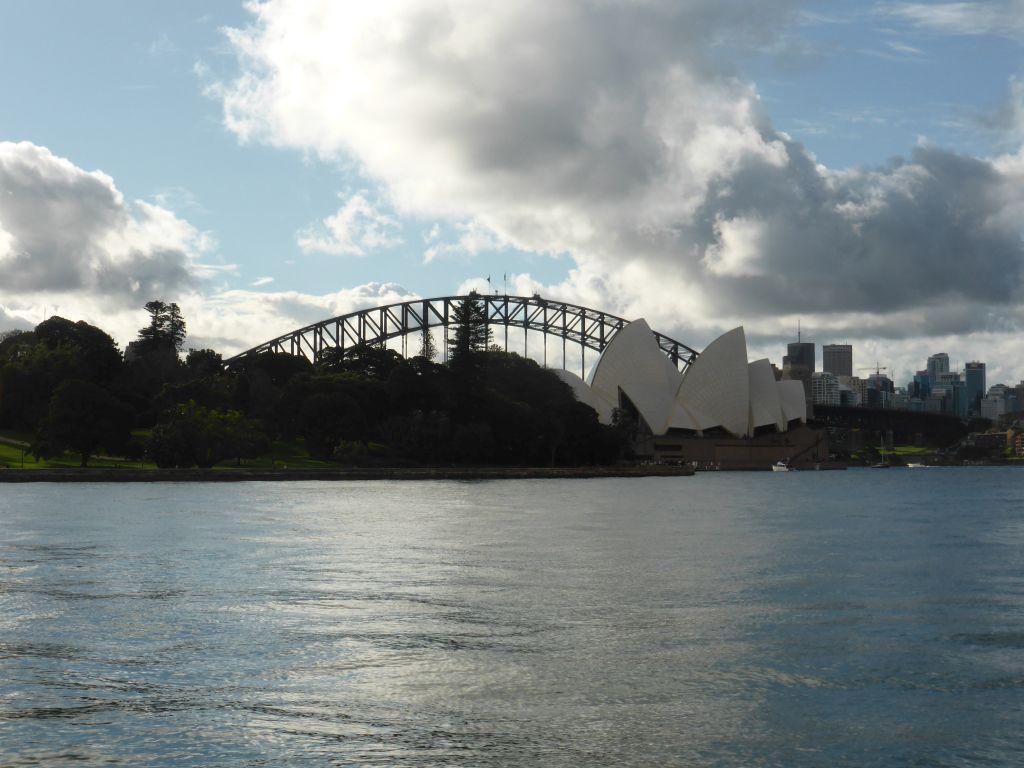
137 300 186 353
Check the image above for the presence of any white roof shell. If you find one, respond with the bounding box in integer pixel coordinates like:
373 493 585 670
559 322 800 438
777 380 808 424
748 358 785 433
588 319 682 433
675 327 751 437
552 368 615 422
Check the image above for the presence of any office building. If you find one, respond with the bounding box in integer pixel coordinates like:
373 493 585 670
811 371 840 406
927 353 950 382
783 336 815 400
965 362 986 416
822 344 853 377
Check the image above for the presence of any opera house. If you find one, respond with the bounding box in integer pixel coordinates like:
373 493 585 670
555 320 827 468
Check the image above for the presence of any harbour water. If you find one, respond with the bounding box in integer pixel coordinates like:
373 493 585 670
1 470 1023 766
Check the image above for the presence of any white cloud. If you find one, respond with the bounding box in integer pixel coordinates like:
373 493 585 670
297 191 403 256
883 1 1024 39
0 278 419 359
423 220 511 263
0 141 209 298
251 276 274 287
149 32 178 57
210 1 1024 378
181 281 418 355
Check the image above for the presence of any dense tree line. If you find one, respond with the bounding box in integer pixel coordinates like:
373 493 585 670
0 295 628 467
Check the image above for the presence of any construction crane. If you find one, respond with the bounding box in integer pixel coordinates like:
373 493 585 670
858 363 888 377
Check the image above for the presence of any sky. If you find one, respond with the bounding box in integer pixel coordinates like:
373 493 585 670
1 0 1023 384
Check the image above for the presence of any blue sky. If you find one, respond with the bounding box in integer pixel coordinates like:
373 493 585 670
1 1 1023 382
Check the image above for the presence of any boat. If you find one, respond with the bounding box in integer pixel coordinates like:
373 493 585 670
906 461 927 468
771 460 793 472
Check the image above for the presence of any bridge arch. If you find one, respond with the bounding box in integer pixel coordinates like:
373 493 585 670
223 294 699 376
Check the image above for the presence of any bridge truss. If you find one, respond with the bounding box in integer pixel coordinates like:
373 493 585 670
224 294 699 376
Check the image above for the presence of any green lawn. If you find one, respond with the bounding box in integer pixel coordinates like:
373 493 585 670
890 445 933 456
0 440 155 469
0 432 374 471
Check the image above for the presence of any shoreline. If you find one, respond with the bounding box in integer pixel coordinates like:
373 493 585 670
0 465 696 483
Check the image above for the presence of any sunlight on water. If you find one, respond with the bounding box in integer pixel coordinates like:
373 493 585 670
1 471 1023 766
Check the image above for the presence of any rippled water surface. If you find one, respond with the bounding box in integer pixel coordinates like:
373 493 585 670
2 469 1023 766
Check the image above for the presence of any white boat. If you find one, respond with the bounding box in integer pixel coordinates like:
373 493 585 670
906 462 927 468
771 460 793 472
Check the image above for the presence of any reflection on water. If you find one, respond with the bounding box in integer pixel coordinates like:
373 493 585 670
1 471 1023 766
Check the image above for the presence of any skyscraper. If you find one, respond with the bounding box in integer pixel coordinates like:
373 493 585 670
822 344 853 377
927 353 950 382
783 341 814 399
965 361 986 416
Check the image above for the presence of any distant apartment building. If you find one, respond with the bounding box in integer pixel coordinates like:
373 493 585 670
981 384 1022 422
822 344 853 378
811 371 840 406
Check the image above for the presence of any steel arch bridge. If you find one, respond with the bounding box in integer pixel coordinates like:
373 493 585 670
223 294 699 375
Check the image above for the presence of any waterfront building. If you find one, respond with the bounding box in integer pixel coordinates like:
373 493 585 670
822 344 853 377
558 320 807 441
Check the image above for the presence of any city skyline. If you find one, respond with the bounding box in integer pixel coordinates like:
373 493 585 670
1 2 1023 383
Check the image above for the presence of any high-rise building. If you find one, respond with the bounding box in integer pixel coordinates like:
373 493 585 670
911 370 931 400
866 372 895 408
936 371 966 416
811 371 840 406
785 341 815 371
782 333 815 399
927 353 950 382
822 344 853 377
965 361 986 416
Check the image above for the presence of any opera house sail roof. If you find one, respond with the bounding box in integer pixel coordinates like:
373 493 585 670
569 320 806 439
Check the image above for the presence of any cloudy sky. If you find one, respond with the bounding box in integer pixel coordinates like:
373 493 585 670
1 0 1023 384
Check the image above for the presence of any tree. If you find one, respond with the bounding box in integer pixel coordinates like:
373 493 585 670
137 300 186 353
417 327 437 360
32 380 133 467
185 348 223 378
147 402 268 468
34 316 122 382
0 317 124 432
447 293 492 367
317 344 403 380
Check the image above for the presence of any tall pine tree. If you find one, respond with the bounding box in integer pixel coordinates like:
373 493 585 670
137 301 186 353
447 293 492 366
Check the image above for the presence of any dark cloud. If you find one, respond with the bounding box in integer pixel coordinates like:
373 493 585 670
692 141 1024 318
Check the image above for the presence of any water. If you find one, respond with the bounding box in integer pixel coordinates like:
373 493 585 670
1 469 1023 766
